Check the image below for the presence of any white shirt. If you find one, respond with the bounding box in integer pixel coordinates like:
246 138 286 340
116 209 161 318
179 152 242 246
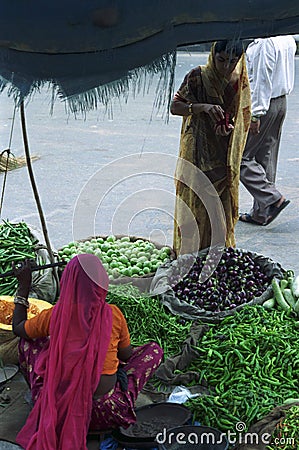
246 35 296 117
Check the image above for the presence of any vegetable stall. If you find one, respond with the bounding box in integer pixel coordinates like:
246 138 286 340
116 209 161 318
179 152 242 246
1 217 299 446
1 2 299 446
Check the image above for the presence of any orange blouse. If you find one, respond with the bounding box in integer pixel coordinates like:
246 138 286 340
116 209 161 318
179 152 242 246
24 304 130 375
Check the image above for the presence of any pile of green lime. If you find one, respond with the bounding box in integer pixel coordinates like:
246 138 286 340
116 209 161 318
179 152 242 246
58 235 172 280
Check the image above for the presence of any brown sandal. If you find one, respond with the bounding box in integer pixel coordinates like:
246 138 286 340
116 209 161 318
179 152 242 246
239 213 264 226
264 199 290 226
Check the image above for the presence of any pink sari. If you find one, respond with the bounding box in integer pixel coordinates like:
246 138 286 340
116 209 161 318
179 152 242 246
16 254 113 450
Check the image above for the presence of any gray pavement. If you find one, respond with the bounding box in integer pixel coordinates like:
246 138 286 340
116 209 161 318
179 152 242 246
0 51 299 446
0 52 298 274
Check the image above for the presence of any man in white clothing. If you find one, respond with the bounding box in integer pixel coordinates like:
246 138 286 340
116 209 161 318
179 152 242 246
239 35 296 225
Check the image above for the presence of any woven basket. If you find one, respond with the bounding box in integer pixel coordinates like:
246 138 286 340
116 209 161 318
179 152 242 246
0 296 52 364
60 235 175 292
150 247 285 322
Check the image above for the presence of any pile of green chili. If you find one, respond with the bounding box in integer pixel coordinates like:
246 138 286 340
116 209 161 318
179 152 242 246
107 284 192 359
106 289 299 433
173 305 299 432
0 220 38 296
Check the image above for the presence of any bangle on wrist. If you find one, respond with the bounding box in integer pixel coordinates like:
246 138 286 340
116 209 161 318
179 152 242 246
14 295 29 308
188 103 193 115
251 115 260 122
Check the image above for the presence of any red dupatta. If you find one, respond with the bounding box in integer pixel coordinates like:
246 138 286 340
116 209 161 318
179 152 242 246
16 254 113 450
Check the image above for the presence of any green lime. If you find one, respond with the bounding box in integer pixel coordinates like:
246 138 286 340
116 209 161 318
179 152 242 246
161 246 171 255
158 252 169 261
150 258 158 266
110 261 119 269
101 243 110 252
111 268 120 278
119 256 129 265
123 268 132 277
137 251 147 258
137 256 148 264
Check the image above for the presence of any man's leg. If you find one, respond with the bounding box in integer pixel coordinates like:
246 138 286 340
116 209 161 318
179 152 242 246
240 97 286 223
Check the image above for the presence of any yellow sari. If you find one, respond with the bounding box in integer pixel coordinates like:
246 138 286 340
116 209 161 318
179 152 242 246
173 45 251 256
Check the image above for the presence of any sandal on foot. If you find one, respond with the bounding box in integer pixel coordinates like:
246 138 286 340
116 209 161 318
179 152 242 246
239 213 264 226
264 199 290 226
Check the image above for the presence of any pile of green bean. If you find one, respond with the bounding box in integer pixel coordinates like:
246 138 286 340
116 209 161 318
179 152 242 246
106 284 192 358
0 220 37 296
176 305 299 432
267 405 299 449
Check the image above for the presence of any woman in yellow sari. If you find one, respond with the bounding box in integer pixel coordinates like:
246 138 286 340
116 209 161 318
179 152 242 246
171 40 251 256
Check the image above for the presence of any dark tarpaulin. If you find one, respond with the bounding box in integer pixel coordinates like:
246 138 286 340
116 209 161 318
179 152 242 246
0 0 299 112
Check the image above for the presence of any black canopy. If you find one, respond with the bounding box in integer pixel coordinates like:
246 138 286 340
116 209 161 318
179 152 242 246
0 1 298 111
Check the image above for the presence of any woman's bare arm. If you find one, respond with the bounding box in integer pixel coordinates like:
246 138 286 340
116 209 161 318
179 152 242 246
12 260 31 338
170 97 225 121
118 344 133 362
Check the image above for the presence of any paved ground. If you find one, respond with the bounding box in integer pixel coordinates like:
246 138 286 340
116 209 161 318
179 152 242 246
0 51 299 447
0 371 149 449
0 51 298 273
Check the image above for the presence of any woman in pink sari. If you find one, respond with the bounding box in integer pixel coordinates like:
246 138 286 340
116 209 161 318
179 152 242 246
12 254 163 450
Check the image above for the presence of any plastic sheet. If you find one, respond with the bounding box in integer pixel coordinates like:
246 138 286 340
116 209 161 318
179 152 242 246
150 248 285 323
28 225 59 303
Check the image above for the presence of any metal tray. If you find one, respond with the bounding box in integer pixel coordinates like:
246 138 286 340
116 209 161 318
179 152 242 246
119 402 191 439
112 428 157 449
0 440 23 450
0 364 18 385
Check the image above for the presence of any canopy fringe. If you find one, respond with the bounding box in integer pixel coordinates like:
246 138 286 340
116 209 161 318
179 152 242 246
0 51 177 120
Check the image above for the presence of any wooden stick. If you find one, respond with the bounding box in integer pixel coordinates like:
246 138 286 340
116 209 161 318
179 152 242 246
20 100 60 294
0 261 66 278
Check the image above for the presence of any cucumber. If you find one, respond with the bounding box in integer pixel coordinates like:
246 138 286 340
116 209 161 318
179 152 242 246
280 279 288 290
282 398 299 405
262 298 276 310
271 278 292 312
291 275 299 299
282 288 296 308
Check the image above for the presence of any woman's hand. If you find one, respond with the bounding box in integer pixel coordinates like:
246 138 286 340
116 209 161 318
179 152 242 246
202 103 234 135
215 123 234 136
12 259 32 298
202 104 225 122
